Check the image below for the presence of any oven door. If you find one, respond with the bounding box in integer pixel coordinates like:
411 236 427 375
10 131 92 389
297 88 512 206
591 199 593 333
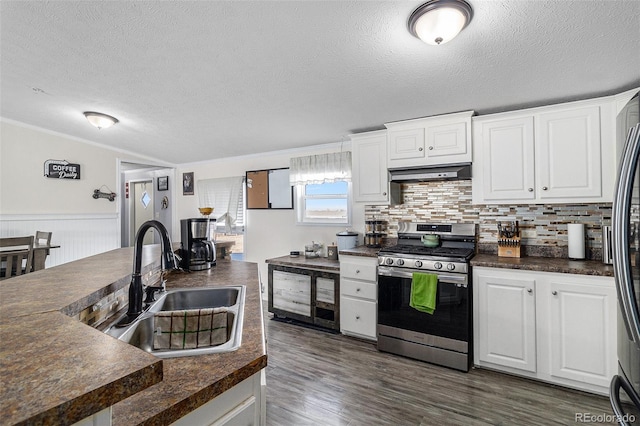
377 265 470 344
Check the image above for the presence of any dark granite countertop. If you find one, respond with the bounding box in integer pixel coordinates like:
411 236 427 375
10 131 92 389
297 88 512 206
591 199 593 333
471 253 614 277
338 245 381 258
265 245 383 269
266 254 340 271
0 247 266 426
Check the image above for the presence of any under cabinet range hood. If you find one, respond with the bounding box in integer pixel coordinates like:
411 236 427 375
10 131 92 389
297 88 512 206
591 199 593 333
388 163 472 183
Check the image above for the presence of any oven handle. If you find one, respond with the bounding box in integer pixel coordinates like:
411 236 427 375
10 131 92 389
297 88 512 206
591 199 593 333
378 266 468 286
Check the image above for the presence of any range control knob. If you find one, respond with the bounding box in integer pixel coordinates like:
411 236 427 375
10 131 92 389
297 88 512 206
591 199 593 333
434 262 443 270
414 260 423 268
447 263 455 271
386 258 394 265
397 259 405 266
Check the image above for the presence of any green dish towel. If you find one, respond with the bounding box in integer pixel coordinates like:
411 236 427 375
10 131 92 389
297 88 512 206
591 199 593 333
410 272 438 314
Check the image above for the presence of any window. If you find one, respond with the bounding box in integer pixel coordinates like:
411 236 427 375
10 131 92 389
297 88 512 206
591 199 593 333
196 177 245 233
290 151 352 225
296 180 351 225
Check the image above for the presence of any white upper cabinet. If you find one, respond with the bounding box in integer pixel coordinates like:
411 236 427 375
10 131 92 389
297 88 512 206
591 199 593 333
472 97 616 204
387 127 425 161
386 111 474 169
535 106 602 200
479 116 536 201
350 130 390 204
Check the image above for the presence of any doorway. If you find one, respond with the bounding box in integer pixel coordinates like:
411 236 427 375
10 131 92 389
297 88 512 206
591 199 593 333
118 161 175 248
131 180 154 246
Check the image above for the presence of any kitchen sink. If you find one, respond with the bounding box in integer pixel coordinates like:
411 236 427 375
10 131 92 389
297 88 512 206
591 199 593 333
155 287 239 312
105 286 245 358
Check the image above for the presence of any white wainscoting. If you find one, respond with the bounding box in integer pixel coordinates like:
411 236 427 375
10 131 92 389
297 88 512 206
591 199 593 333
0 214 120 268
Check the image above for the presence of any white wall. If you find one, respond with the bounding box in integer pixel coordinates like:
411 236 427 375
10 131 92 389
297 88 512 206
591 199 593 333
176 143 365 290
0 120 160 266
0 119 366 276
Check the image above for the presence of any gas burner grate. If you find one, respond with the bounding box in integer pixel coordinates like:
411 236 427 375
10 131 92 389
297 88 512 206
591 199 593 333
380 245 475 260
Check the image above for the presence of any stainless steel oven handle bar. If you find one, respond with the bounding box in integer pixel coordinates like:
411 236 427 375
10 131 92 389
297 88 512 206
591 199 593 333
378 266 467 286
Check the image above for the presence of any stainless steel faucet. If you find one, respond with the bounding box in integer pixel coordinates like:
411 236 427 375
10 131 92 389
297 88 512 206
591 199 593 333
117 220 179 327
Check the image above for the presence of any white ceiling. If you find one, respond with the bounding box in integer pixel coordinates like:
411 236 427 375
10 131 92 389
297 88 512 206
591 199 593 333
1 1 639 165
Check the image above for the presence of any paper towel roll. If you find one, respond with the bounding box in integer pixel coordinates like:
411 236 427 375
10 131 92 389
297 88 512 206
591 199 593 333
568 223 585 259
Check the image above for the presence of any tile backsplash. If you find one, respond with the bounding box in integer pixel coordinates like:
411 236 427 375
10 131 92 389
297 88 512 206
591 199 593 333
365 180 611 259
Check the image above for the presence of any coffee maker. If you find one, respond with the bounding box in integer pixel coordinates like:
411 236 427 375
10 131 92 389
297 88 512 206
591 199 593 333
180 218 216 271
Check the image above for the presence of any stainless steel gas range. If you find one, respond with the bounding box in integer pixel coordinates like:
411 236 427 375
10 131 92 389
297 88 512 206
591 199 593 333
377 222 476 372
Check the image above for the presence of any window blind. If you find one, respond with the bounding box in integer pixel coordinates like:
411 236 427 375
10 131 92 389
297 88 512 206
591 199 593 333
196 176 244 232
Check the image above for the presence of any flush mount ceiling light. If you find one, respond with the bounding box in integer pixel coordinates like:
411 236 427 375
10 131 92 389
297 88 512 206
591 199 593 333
408 0 473 46
83 111 119 130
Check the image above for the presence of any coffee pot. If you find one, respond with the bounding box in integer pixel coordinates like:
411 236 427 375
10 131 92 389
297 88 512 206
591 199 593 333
180 218 216 271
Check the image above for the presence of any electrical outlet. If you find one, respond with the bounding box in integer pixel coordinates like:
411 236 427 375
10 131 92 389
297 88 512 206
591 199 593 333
521 229 537 238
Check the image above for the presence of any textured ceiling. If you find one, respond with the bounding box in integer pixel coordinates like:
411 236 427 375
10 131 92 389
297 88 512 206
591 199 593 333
1 1 639 165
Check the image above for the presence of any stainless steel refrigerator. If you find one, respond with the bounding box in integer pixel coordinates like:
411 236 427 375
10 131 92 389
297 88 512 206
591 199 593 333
611 91 640 425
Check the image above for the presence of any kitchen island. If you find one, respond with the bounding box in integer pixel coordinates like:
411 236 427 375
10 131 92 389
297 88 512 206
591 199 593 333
0 246 266 425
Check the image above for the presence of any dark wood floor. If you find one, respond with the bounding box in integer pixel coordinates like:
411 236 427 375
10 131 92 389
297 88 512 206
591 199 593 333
264 314 621 425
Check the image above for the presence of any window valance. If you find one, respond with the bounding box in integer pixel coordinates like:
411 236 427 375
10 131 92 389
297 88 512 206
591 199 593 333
289 151 352 185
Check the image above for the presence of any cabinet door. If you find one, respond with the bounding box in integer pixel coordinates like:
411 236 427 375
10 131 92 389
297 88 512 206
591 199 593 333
271 270 311 317
340 296 377 340
536 106 602 199
544 277 616 388
388 128 425 161
426 121 470 161
475 270 537 372
316 276 336 304
351 131 390 203
479 116 536 201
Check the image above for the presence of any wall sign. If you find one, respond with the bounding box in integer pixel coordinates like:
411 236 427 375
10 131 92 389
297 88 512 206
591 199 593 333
44 159 81 180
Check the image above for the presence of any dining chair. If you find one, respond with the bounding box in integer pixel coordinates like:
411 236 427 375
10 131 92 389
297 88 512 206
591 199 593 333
35 231 52 246
0 236 34 279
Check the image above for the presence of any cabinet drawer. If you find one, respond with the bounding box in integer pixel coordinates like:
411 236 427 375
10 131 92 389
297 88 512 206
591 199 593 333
340 256 378 281
340 297 377 339
341 278 376 301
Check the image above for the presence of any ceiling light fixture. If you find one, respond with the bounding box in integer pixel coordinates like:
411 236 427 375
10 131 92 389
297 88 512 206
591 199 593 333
83 111 119 130
408 0 473 46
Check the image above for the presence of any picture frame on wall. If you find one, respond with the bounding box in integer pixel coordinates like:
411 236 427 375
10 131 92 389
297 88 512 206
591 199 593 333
182 172 194 195
157 176 169 191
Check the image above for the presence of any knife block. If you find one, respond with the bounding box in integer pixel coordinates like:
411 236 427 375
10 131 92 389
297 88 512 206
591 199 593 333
498 237 521 258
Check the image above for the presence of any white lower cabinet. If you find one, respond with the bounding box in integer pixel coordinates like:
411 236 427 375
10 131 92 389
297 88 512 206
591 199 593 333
473 267 617 395
172 370 266 426
340 255 378 341
476 272 537 372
